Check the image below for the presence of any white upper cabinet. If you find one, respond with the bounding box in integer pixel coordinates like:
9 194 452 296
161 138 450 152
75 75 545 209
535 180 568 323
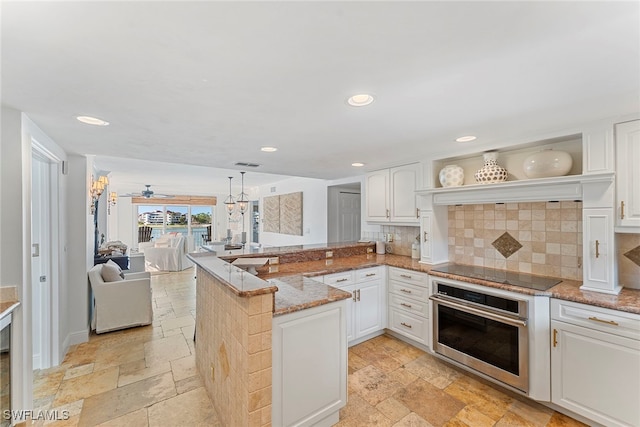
365 163 422 223
615 120 640 231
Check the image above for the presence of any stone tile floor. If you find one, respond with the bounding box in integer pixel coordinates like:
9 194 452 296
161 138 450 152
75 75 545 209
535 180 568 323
28 268 587 426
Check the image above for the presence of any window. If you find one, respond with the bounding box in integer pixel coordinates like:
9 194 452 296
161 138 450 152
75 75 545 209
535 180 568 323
136 204 215 248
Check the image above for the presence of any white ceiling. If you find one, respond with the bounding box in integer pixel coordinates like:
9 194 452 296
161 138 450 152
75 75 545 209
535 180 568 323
2 1 639 194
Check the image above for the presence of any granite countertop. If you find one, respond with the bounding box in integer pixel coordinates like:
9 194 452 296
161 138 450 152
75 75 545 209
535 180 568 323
270 275 352 316
202 241 374 258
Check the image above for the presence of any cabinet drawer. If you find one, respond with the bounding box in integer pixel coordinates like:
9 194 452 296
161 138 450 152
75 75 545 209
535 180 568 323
388 308 428 345
389 293 429 318
551 299 640 341
389 280 429 302
323 271 355 288
388 267 428 288
356 267 384 283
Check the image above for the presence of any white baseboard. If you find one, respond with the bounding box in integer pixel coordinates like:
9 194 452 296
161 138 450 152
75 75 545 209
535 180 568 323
61 328 89 359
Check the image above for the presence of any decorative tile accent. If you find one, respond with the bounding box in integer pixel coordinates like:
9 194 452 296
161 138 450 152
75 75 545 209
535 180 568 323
492 232 522 259
624 245 640 267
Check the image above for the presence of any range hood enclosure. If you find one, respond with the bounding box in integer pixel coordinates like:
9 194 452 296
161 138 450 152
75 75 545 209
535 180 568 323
417 173 614 206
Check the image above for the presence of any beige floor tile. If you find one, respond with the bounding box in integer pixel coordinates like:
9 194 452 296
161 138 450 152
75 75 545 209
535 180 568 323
160 314 194 332
95 408 148 427
118 360 171 387
144 334 191 366
444 375 513 421
53 367 119 407
508 398 554 426
175 375 204 395
394 378 465 427
376 397 411 423
33 371 65 400
347 352 368 374
45 400 84 426
404 354 462 389
92 341 145 371
336 394 393 427
495 410 537 427
78 372 176 427
147 387 219 426
546 411 589 426
393 412 434 427
349 365 405 406
170 355 196 382
452 406 495 427
62 364 94 381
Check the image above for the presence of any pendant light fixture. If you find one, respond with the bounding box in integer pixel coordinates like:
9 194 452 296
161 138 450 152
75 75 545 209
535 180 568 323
237 171 249 214
224 176 236 215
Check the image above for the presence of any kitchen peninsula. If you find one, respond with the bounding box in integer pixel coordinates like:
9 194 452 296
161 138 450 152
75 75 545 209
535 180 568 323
189 241 640 427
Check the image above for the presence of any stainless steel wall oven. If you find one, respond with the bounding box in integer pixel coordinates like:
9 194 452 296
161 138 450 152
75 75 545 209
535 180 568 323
430 280 529 393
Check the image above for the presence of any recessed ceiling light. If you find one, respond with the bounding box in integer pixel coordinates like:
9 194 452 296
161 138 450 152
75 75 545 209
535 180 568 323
351 162 365 167
76 116 109 126
261 146 278 152
456 135 477 143
347 94 375 107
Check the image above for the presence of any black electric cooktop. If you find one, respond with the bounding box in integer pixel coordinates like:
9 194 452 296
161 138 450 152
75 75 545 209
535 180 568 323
430 264 562 291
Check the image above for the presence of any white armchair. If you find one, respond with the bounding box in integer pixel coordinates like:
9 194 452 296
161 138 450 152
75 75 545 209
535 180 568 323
142 234 193 271
88 263 152 334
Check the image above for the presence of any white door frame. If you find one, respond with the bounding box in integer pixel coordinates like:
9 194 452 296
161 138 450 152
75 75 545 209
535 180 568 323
31 141 61 368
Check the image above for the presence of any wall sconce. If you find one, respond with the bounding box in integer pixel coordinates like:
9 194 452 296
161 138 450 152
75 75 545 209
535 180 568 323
107 191 117 214
90 175 108 215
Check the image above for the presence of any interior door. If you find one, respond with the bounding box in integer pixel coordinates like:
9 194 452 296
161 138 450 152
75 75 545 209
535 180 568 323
31 153 51 369
337 192 361 243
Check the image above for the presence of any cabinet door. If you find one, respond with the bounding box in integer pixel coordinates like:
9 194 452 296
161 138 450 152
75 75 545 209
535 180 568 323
390 163 421 223
365 170 390 222
420 213 432 262
615 120 640 229
551 320 640 427
354 280 384 338
342 284 357 343
582 209 617 293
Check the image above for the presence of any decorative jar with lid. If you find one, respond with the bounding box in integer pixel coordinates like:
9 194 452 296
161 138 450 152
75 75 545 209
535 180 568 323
439 164 464 187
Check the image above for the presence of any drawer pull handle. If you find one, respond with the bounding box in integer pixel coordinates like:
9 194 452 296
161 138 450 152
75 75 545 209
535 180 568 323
400 274 412 279
553 328 558 348
588 316 619 326
336 278 349 283
400 288 412 294
352 292 357 302
400 322 412 329
357 289 361 302
621 201 625 220
400 302 412 308
416 208 420 219
386 209 390 218
595 240 600 258
365 273 376 277
423 231 428 242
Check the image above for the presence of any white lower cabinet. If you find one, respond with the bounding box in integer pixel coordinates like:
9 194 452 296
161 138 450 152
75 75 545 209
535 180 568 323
272 300 348 427
324 267 386 346
551 299 640 427
387 267 430 347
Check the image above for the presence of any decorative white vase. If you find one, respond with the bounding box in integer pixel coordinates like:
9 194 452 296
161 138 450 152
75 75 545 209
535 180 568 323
523 148 573 179
474 151 508 184
439 164 464 187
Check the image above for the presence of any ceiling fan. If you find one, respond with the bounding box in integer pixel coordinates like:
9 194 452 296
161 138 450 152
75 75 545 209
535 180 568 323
120 184 174 199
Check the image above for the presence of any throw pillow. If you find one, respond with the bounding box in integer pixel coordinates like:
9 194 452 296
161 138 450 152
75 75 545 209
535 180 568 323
106 259 125 279
101 263 124 282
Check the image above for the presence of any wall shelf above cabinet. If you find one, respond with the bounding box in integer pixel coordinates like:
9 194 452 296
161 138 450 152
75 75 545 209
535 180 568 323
417 173 614 206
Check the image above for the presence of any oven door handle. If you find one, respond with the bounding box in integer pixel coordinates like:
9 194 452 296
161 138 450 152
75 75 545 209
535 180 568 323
429 296 528 328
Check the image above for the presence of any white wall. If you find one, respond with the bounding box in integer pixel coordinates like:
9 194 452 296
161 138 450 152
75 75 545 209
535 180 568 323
256 177 329 247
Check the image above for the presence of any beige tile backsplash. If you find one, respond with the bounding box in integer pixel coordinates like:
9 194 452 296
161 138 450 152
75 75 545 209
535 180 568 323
448 202 583 280
616 233 640 290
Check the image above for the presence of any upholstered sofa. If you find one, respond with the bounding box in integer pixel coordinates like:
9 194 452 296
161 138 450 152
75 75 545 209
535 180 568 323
139 233 193 271
88 262 152 334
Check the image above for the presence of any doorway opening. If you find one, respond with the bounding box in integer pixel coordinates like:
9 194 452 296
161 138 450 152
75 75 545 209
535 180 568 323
327 183 361 243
